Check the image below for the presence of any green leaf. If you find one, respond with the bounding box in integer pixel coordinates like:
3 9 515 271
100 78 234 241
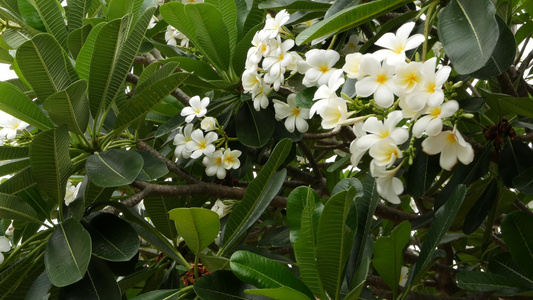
44 218 92 287
106 0 144 22
18 0 46 32
205 0 238 53
135 150 169 181
26 0 69 49
286 186 321 243
406 140 441 198
437 0 499 74
194 270 262 300
75 22 106 81
85 212 140 262
0 166 36 194
161 2 232 76
0 147 29 160
114 73 189 131
0 158 29 178
58 256 121 300
30 125 73 203
457 271 520 291
0 192 42 224
501 211 533 279
316 187 357 300
236 102 276 147
88 8 155 118
85 149 144 187
372 221 411 297
232 22 263 78
331 178 363 197
16 33 76 102
499 140 533 187
295 0 411 45
295 87 316 109
345 256 370 300
168 208 220 254
514 167 533 195
67 0 93 31
163 57 221 81
489 253 533 289
259 0 330 11
469 16 516 79
130 290 181 300
0 82 54 130
293 190 326 299
230 251 314 299
67 24 92 59
245 286 311 299
407 184 466 287
463 179 498 234
219 139 292 255
43 80 90 135
17 187 53 221
198 254 231 272
143 195 181 240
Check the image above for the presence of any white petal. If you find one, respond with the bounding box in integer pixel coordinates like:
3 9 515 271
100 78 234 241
422 133 448 155
440 145 458 171
374 85 394 108
0 236 10 252
355 77 379 97
457 143 474 165
396 22 415 42
426 118 443 136
375 32 398 50
295 116 309 133
405 34 425 50
285 115 296 133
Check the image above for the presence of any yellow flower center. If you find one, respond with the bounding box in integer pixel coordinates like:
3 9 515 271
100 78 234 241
426 82 436 94
446 133 457 144
319 65 330 73
199 141 207 149
406 73 418 85
376 73 388 84
380 130 390 139
429 106 442 117
395 45 405 54
216 156 222 164
292 108 300 116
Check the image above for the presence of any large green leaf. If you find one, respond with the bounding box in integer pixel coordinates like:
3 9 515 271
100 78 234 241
0 158 29 178
456 271 520 292
113 73 189 132
0 146 29 160
75 22 106 81
67 24 92 59
293 190 326 299
0 166 36 194
18 0 46 32
85 212 140 262
0 82 54 130
0 192 42 224
143 196 181 240
88 8 155 119
106 0 144 22
161 2 233 76
130 290 181 300
258 0 330 11
163 57 221 81
219 138 292 255
470 16 516 79
345 256 370 300
85 149 144 187
29 125 73 203
26 0 68 49
286 186 322 243
17 187 53 221
489 253 533 289
437 0 499 74
501 211 533 279
58 256 121 300
43 80 90 135
205 0 238 53
194 270 262 300
44 218 92 287
16 33 76 102
407 184 466 287
295 0 411 45
245 287 311 299
406 140 441 198
463 179 498 234
168 207 220 254
236 102 276 148
230 251 314 299
316 187 357 300
372 221 411 298
135 150 169 181
67 0 93 31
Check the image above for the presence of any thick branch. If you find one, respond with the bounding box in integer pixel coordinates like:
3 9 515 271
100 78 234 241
374 204 418 223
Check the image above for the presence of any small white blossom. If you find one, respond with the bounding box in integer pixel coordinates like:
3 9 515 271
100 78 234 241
263 39 295 91
0 115 29 145
369 137 403 168
399 266 409 287
173 124 194 159
405 57 451 111
343 52 363 79
373 22 425 65
210 199 232 219
185 129 218 159
222 148 241 170
4 222 13 236
355 111 408 152
311 69 344 117
301 49 340 87
413 100 458 138
341 33 364 55
261 9 290 40
371 163 404 204
181 96 210 123
355 54 397 108
319 97 350 130
203 150 226 179
273 94 310 133
422 125 474 171
0 236 10 265
64 181 81 206
165 26 189 48
201 117 217 131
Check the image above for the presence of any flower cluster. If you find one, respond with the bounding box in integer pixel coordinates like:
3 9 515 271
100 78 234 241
173 96 241 179
0 111 28 146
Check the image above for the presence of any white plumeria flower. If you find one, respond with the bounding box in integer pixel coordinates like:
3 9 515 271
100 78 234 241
165 26 190 48
343 52 363 79
301 49 340 87
263 39 295 91
185 129 218 159
393 61 423 95
210 199 232 219
64 181 81 206
399 266 409 287
311 69 344 117
148 16 158 29
156 0 165 6
413 100 459 138
246 33 280 69
373 22 425 65
252 79 272 111
399 97 425 120
371 163 404 204
273 94 310 133
341 33 364 55
404 57 451 111
201 117 217 131
355 111 408 152
350 122 367 167
0 236 11 265
242 70 263 94
174 124 194 159
222 148 241 170
182 0 204 3
421 125 474 171
369 137 403 168
261 9 290 40
319 97 350 130
286 52 304 74
181 96 210 123
203 150 226 179
4 222 13 236
355 55 397 108
0 116 29 144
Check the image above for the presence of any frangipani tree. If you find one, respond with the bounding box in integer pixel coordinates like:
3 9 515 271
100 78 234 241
0 0 532 299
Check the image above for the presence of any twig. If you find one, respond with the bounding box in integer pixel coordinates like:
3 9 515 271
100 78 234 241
375 203 418 223
513 199 533 217
297 141 323 179
303 129 341 139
